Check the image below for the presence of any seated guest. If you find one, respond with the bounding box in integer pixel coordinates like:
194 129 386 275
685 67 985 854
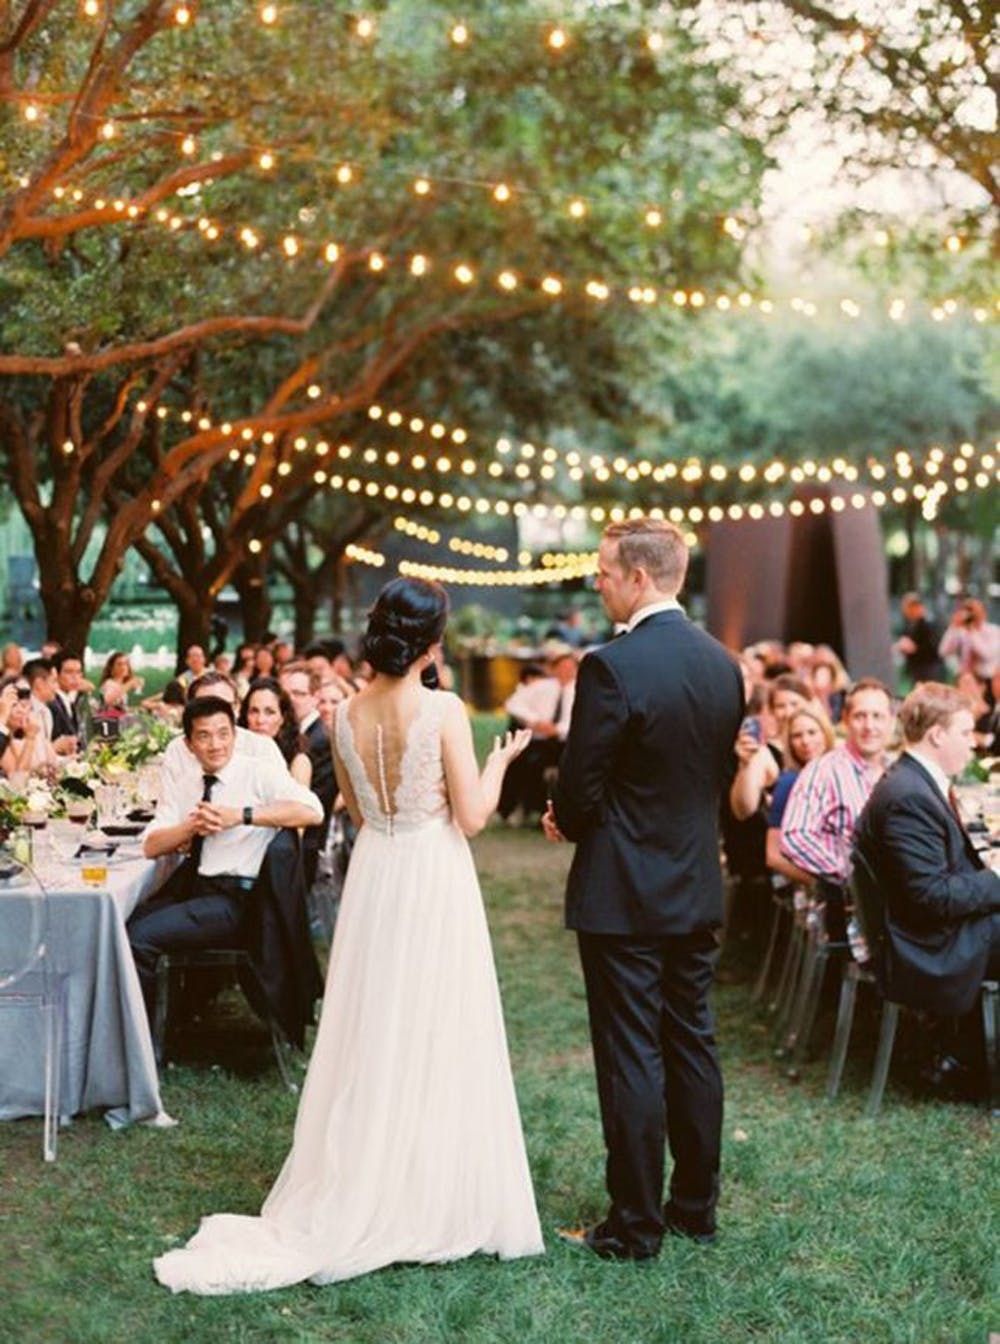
0 679 16 759
128 696 323 1022
279 661 335 887
729 674 812 822
158 670 286 800
1 643 23 678
809 646 849 724
852 683 999 1088
232 643 257 699
50 649 88 746
253 643 277 679
316 677 351 733
0 678 58 780
779 678 895 939
765 705 836 884
238 676 312 786
23 656 78 758
498 646 577 823
100 650 144 710
176 643 208 688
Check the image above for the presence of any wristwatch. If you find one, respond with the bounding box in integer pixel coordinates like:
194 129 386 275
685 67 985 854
242 805 254 826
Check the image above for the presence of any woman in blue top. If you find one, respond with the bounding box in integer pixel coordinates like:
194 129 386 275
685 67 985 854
765 704 835 886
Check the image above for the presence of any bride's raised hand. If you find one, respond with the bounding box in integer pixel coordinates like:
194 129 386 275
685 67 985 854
488 727 532 768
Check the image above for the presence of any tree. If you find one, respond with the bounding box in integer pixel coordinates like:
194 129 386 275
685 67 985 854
1 0 766 648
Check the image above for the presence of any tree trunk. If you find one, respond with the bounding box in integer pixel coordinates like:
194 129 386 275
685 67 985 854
39 581 100 653
292 578 319 649
174 599 213 668
234 560 273 643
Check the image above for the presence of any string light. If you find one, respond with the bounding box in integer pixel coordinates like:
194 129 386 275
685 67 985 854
259 4 278 24
449 22 469 45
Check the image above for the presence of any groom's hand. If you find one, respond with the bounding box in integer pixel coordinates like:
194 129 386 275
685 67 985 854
541 802 566 843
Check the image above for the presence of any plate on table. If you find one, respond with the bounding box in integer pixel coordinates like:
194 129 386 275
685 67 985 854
0 864 31 888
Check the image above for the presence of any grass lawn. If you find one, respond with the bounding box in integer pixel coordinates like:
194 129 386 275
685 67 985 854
1 828 996 1343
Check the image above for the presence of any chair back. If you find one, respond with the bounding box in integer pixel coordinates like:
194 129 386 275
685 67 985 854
848 848 888 969
0 847 50 993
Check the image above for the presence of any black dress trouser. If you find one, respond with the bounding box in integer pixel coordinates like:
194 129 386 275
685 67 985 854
126 865 248 1021
577 927 723 1254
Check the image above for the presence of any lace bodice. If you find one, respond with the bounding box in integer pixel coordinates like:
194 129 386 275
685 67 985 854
335 690 451 835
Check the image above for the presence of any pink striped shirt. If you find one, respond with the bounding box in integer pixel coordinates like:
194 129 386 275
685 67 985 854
779 742 886 885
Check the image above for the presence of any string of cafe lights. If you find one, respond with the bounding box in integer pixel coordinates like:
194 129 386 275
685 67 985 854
82 1 990 57
337 466 988 586
18 131 989 262
15 4 987 266
118 397 997 504
22 176 992 325
239 457 995 547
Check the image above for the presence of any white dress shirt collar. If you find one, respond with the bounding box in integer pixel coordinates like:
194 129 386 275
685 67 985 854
904 747 951 802
625 599 683 634
299 709 319 734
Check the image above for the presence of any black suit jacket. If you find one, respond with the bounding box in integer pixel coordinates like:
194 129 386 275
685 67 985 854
241 828 323 1047
302 716 335 851
50 692 79 740
552 610 744 936
852 753 999 1016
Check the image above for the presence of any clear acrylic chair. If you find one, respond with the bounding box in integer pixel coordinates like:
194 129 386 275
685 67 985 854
0 848 66 1161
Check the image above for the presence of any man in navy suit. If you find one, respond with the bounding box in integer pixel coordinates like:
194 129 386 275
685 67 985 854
853 683 1000 1026
545 517 744 1259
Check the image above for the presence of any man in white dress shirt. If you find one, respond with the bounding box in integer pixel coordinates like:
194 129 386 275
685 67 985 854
24 656 77 757
157 671 286 803
127 696 323 1020
498 644 578 822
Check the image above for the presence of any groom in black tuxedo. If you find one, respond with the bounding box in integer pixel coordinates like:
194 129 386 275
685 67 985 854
545 517 744 1259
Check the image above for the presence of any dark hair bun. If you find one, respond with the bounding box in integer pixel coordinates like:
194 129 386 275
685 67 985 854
361 578 448 677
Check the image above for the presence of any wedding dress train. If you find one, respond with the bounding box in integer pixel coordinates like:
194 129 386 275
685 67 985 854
154 689 543 1294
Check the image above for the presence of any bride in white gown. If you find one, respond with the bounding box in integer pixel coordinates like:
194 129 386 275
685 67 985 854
155 578 544 1294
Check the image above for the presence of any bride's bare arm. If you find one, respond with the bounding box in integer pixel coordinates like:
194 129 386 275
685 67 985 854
441 694 530 837
332 740 363 830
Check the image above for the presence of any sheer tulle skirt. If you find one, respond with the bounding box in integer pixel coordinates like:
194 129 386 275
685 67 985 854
154 819 543 1295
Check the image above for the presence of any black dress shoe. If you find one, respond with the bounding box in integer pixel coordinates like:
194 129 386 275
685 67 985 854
557 1222 659 1262
663 1203 717 1245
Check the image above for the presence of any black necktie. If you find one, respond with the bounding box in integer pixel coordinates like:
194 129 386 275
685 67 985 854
188 773 218 875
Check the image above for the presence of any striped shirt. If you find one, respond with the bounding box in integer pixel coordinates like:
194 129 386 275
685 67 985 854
779 742 886 885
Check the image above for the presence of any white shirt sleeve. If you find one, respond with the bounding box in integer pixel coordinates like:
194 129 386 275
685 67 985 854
251 752 324 823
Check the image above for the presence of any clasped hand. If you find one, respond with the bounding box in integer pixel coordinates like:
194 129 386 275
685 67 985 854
188 801 240 836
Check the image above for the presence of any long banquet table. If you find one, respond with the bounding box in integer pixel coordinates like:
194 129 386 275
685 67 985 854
0 849 175 1130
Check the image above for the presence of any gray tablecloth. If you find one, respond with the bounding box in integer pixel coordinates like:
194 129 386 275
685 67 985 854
0 855 174 1129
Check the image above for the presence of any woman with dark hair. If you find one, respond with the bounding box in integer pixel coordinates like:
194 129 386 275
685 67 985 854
237 676 312 786
156 577 542 1295
99 650 143 711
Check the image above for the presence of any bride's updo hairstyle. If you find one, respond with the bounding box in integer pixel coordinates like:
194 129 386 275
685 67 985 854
361 577 449 678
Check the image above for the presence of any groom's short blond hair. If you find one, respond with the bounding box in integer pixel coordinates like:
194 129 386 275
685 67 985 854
603 517 689 594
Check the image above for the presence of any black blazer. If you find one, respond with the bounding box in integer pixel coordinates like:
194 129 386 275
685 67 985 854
241 828 323 1048
852 753 999 1016
552 610 744 936
302 716 336 849
50 692 79 740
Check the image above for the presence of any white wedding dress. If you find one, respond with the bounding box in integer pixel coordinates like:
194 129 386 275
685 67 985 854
154 689 543 1294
